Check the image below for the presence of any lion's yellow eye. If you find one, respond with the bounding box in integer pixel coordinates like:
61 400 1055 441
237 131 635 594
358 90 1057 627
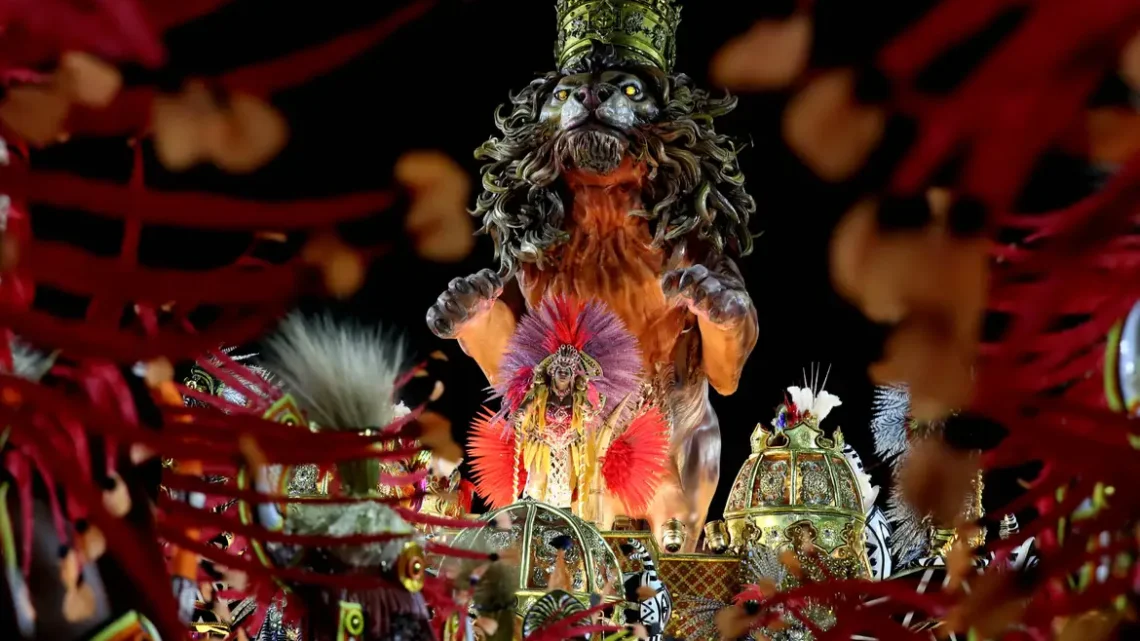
624 85 638 96
556 90 570 101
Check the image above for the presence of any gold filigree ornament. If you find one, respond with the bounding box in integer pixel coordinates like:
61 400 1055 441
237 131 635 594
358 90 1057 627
337 601 366 641
554 0 681 72
443 499 626 619
397 540 427 592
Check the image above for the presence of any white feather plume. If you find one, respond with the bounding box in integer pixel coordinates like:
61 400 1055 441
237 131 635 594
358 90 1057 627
785 386 843 422
812 390 842 422
870 384 911 463
262 314 405 431
869 384 934 565
885 484 929 565
787 386 814 415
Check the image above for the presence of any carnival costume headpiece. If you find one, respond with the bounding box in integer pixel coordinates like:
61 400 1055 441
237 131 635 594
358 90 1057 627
256 314 435 640
493 296 642 421
554 0 682 73
470 297 669 514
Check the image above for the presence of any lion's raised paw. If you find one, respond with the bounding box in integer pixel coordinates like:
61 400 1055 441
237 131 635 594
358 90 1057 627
663 265 752 327
426 269 504 339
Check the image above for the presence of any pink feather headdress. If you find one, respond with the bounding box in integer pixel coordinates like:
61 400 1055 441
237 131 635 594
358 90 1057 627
491 296 643 418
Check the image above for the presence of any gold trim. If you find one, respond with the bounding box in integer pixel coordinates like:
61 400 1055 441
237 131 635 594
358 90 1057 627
338 601 365 640
0 483 17 570
723 506 865 520
657 553 739 563
554 0 681 72
1106 319 1124 413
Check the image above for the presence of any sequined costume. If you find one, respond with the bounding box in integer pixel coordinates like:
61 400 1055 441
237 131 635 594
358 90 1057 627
515 346 605 510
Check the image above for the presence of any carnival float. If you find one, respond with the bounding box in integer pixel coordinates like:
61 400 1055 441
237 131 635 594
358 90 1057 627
0 0 1138 640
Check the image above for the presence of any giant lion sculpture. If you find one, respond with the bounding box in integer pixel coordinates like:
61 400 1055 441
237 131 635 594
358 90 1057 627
428 0 757 550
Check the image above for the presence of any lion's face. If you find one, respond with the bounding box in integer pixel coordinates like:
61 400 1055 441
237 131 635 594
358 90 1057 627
540 70 660 176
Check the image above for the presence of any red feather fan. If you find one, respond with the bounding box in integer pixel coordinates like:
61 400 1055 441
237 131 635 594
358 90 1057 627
466 407 522 510
600 407 670 516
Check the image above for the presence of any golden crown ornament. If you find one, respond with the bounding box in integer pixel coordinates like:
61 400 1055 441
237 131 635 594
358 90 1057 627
554 0 681 73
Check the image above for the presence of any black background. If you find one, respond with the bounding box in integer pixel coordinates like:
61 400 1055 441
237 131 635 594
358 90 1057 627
29 0 1100 520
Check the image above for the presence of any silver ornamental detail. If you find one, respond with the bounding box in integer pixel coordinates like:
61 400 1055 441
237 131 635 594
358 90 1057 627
287 464 320 496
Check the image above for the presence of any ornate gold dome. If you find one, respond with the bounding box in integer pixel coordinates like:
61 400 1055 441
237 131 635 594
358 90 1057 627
446 499 626 616
724 415 871 577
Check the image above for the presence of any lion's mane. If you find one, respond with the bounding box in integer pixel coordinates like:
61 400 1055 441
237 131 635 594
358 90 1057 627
473 55 757 275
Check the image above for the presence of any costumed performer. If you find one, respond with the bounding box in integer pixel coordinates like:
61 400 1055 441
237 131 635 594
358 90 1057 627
467 296 670 529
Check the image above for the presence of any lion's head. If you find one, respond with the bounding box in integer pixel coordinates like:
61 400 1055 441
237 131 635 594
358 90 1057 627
473 50 757 275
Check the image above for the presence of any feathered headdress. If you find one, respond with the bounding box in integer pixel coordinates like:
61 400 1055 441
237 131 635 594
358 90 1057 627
262 313 408 500
262 313 405 434
492 296 642 417
468 403 670 515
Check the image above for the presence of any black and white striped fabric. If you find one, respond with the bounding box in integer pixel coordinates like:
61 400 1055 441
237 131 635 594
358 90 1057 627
621 539 672 641
865 506 894 581
887 564 965 640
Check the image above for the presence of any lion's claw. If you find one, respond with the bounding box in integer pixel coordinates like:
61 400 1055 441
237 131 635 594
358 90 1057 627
427 268 504 339
663 265 752 326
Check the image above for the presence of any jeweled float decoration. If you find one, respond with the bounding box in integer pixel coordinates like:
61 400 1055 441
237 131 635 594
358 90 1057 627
441 499 624 619
724 386 872 579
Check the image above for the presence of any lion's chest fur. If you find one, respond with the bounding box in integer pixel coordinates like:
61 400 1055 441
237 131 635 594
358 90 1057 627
519 207 688 372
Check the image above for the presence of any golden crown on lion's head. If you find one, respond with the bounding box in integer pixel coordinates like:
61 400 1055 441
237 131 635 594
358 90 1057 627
661 517 687 553
554 0 682 73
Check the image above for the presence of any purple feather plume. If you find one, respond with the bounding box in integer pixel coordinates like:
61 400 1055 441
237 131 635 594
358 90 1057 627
491 296 643 420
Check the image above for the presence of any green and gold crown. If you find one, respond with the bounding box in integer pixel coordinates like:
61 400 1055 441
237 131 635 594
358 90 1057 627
555 0 681 73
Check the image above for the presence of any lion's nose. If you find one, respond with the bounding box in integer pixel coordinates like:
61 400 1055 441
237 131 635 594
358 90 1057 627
573 83 613 110
573 86 599 109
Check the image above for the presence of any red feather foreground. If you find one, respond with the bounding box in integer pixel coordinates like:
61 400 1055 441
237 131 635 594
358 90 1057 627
467 407 519 510
601 407 670 516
